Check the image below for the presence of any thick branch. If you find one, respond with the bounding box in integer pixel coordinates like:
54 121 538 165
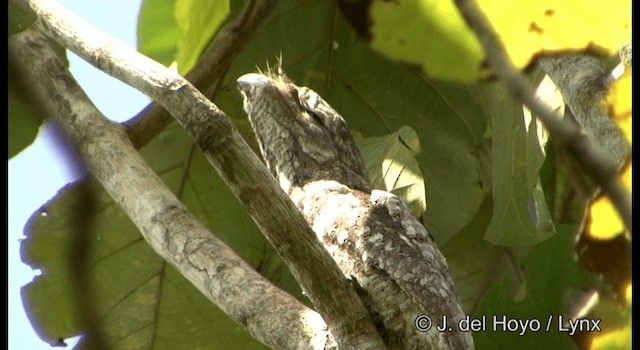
123 0 276 149
11 28 332 350
25 0 386 348
452 0 631 232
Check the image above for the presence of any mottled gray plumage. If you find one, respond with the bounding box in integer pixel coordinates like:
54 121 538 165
237 70 473 349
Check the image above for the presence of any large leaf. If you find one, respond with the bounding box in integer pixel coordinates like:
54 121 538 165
473 83 555 246
355 126 426 217
365 0 630 82
23 0 582 348
472 225 587 349
173 0 230 73
137 0 180 67
21 124 300 348
215 1 487 243
8 86 42 158
368 0 485 81
9 39 67 159
481 1 631 70
137 0 232 73
9 0 37 35
442 199 526 315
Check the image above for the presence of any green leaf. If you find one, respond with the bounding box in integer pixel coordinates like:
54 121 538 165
8 87 42 158
368 0 485 82
587 297 631 349
366 0 630 82
7 40 69 158
9 0 37 34
10 35 71 158
472 224 587 349
21 124 298 348
9 37 69 159
137 0 180 67
174 0 230 74
22 182 162 345
475 83 554 246
216 1 487 243
442 199 527 314
355 126 426 217
25 1 580 347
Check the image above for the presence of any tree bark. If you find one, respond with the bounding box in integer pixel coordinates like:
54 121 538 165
20 0 389 348
452 0 631 233
11 27 333 350
538 55 629 168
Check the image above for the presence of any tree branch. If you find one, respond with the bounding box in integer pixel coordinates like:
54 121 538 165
452 0 631 232
11 27 333 350
122 0 277 149
538 54 629 168
24 0 387 348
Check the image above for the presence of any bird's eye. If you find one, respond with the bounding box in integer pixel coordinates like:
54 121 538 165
292 87 323 126
305 110 324 125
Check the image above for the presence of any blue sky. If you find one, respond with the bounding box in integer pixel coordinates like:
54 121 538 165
9 0 148 348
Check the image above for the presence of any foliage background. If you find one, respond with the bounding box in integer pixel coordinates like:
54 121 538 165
9 0 630 349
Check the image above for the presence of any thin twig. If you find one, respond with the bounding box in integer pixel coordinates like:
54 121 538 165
123 0 277 149
452 0 631 232
176 142 197 198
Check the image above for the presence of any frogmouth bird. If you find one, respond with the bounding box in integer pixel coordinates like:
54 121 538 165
237 69 474 350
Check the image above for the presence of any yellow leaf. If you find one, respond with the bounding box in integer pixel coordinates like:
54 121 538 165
585 68 631 240
369 0 485 81
480 0 631 69
624 283 631 305
368 0 630 81
590 320 630 350
174 0 230 74
606 69 632 145
585 163 631 239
